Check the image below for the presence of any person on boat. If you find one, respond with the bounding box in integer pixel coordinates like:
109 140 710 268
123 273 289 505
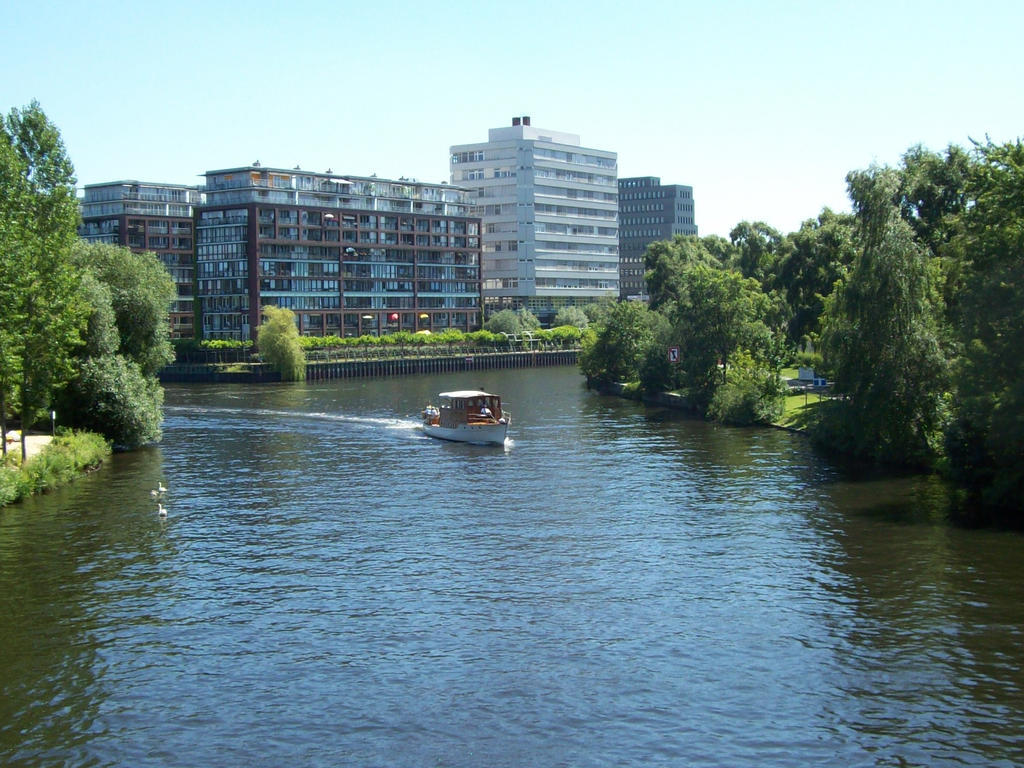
480 403 493 419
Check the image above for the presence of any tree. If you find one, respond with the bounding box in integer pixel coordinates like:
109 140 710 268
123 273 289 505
707 349 787 426
483 307 540 335
663 263 776 409
579 301 660 386
581 297 616 326
944 139 1024 514
729 220 784 286
896 144 973 328
817 166 949 466
897 144 972 257
0 102 85 461
65 356 165 448
773 209 856 347
70 241 175 376
258 305 306 381
645 234 732 311
0 139 28 454
56 248 173 448
553 305 589 329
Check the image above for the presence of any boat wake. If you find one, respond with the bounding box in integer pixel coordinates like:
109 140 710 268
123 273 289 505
163 405 419 432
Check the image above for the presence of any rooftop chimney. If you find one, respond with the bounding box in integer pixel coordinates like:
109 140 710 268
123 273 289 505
523 115 531 126
512 117 521 126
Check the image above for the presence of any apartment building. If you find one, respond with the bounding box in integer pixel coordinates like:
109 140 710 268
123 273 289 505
617 176 697 300
197 165 482 340
450 117 618 324
78 181 200 338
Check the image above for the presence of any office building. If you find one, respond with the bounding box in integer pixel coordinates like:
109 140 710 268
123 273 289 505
617 176 697 300
78 181 200 338
450 117 618 324
197 165 481 340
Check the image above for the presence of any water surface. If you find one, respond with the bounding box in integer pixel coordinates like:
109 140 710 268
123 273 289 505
2 367 1022 767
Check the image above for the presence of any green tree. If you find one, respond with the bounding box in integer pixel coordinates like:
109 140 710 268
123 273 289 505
645 234 732 312
729 220 784 286
896 144 974 329
897 144 972 257
707 349 786 426
258 305 306 381
637 312 680 394
65 356 165 448
56 249 173 448
581 297 616 326
817 166 949 466
0 139 28 454
0 102 85 461
483 307 540 335
579 301 660 386
553 305 589 329
944 139 1024 514
663 263 775 408
773 209 856 347
71 241 176 376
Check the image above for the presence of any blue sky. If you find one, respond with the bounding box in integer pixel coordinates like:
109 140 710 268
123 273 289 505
3 0 1022 237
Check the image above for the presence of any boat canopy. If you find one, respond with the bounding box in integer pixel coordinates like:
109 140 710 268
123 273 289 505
437 390 497 399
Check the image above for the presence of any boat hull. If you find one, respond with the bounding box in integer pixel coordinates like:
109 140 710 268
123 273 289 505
422 421 508 445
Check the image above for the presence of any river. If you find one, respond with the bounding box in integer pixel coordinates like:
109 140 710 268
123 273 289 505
2 366 1022 767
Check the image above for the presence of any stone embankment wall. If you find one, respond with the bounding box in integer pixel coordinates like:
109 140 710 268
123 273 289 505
160 349 579 383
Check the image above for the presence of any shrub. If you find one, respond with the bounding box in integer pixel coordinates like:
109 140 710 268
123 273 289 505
706 351 786 425
553 306 589 329
0 431 111 508
0 466 22 507
63 355 164 448
257 306 305 381
546 325 584 345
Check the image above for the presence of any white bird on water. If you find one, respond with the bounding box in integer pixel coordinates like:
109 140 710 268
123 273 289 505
157 503 167 517
150 482 167 498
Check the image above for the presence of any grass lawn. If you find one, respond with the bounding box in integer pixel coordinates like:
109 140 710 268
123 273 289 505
779 390 827 430
778 366 829 430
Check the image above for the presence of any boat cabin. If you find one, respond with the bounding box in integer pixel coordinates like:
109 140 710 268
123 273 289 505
430 390 504 427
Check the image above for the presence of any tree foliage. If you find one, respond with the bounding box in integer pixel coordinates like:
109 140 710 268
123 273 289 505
71 241 175 376
483 308 541 335
729 220 784 286
258 305 306 381
579 301 660 386
552 305 589 329
818 166 949 465
64 356 164 448
0 102 86 460
644 234 730 312
707 350 786 426
944 139 1024 512
661 263 776 409
774 209 856 346
56 243 174 448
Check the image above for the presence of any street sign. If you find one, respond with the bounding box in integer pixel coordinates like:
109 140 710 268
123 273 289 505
668 346 680 363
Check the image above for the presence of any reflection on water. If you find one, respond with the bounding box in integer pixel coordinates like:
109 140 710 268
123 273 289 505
1 366 1023 767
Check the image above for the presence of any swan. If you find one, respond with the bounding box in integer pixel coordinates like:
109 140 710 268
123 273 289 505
150 483 168 498
157 503 167 517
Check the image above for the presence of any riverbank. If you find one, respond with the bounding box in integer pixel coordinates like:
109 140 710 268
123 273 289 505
4 432 54 460
161 348 579 383
0 431 110 509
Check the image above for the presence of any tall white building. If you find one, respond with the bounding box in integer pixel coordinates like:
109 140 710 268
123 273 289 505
450 117 618 324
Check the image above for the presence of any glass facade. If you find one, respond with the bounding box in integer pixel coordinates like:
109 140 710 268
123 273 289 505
617 176 698 300
78 181 200 338
197 167 482 339
450 119 618 325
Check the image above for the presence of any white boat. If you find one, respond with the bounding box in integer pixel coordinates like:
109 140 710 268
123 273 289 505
421 390 510 445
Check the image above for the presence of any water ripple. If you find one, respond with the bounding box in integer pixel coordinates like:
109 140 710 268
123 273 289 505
2 369 1023 767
